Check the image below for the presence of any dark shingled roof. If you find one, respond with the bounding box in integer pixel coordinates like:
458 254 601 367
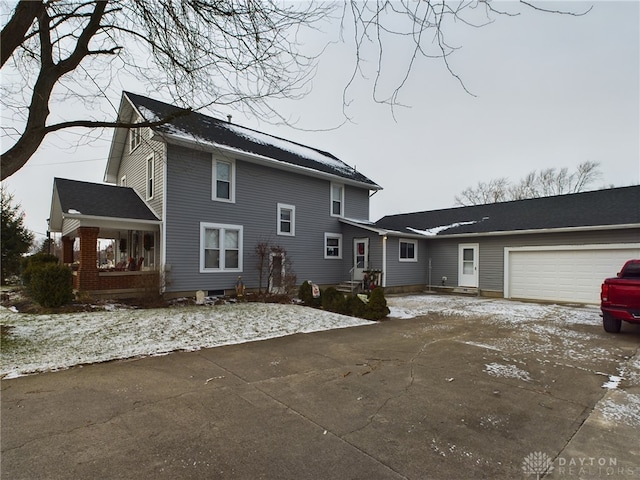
124 91 380 188
375 186 640 236
54 178 159 221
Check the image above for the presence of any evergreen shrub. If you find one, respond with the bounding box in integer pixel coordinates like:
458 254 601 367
364 287 390 320
21 253 59 287
29 263 74 308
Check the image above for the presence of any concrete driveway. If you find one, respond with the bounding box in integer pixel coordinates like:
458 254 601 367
2 295 640 479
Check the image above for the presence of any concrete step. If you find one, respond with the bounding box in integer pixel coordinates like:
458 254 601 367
452 287 479 295
336 280 361 294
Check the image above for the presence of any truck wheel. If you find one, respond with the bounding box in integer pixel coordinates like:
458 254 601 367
603 314 622 333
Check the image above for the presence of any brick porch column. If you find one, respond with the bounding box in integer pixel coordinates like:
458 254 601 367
62 236 74 264
77 227 99 291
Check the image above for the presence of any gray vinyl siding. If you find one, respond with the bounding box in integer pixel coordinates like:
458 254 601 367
344 185 370 220
427 229 640 293
384 237 429 287
425 239 464 289
117 126 165 219
340 225 384 281
163 144 372 293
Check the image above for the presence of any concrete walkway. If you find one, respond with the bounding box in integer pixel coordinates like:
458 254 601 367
2 308 639 479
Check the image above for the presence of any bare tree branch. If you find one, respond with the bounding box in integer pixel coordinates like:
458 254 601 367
0 1 43 67
1 0 588 179
455 162 602 205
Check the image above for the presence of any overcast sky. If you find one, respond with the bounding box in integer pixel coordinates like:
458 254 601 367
2 1 639 243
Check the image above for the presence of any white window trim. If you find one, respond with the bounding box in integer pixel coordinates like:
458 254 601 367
146 155 154 200
330 182 344 217
200 222 243 272
129 127 141 153
324 232 343 259
277 203 296 236
212 157 236 203
399 238 418 262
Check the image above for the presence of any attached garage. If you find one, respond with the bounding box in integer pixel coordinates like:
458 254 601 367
504 244 640 304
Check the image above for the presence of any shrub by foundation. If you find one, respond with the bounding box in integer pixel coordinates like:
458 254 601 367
28 263 74 308
298 281 320 307
21 253 59 288
364 287 390 320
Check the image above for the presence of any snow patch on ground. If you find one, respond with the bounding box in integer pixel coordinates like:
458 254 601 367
386 294 599 326
484 362 532 382
602 375 623 389
597 391 640 427
0 303 371 378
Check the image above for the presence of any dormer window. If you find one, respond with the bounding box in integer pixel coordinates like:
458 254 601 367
129 127 141 152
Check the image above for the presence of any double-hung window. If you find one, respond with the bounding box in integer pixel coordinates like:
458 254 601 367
146 155 154 200
129 127 141 152
277 203 295 236
324 233 342 259
201 223 243 272
330 183 344 217
399 239 417 262
212 158 235 202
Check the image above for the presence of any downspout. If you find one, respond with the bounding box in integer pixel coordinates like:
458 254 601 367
382 235 387 288
161 144 168 294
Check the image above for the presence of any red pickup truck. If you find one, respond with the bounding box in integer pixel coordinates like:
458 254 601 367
600 259 640 333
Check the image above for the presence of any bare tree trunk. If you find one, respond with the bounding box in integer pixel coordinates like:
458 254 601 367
1 1 44 67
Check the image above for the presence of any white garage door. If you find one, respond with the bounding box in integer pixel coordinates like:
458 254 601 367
506 245 640 304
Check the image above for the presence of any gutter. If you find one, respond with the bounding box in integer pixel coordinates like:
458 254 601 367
422 223 640 239
157 131 383 191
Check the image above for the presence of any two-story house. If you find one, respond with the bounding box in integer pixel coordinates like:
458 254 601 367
49 92 382 298
48 91 640 304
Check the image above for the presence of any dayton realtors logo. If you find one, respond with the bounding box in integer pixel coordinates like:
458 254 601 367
522 452 637 478
522 452 554 479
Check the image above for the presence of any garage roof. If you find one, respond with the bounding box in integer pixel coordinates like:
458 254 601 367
375 185 640 237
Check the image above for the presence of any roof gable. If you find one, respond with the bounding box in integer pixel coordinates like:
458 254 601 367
120 92 381 189
375 186 640 237
49 178 159 231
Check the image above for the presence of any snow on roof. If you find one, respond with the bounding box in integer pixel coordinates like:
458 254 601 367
407 221 479 236
224 122 357 178
127 92 380 188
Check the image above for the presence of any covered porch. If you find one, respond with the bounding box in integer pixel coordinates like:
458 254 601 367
49 178 163 299
62 225 161 298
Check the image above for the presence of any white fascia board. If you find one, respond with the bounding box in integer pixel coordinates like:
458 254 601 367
104 95 137 183
160 131 382 191
426 223 640 239
60 213 161 234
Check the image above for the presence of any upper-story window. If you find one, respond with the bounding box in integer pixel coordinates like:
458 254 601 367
277 203 295 236
399 239 418 262
212 158 235 202
146 155 154 200
129 127 141 152
331 183 344 217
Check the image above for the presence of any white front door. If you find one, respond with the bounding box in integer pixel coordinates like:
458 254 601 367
354 238 369 281
458 243 479 287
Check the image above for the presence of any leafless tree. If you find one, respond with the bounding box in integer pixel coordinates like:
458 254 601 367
455 161 602 206
455 177 509 206
1 0 589 180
